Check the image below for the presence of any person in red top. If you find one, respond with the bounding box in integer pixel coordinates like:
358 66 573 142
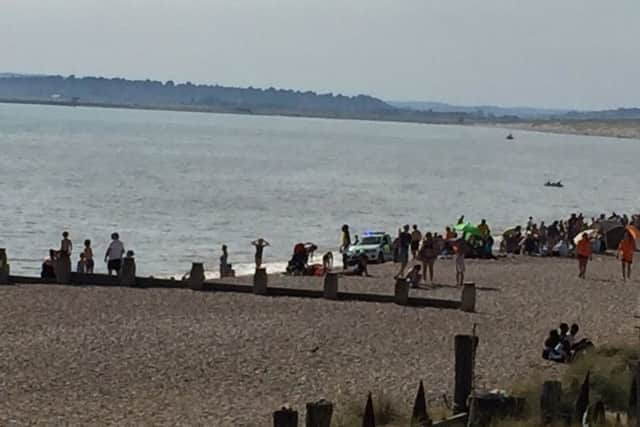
617 231 636 281
576 233 592 279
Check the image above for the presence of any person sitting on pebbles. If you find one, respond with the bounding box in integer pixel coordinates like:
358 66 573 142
344 253 371 277
406 264 422 288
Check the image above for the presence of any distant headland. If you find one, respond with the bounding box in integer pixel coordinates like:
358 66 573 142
1 73 639 139
0 73 516 125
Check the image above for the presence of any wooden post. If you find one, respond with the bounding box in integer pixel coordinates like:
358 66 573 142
253 267 268 295
187 262 205 290
120 257 136 286
394 278 409 305
55 255 71 284
591 401 606 425
323 273 338 300
453 335 478 414
540 381 563 425
630 370 638 425
460 282 476 312
274 407 298 427
411 380 431 426
305 399 333 427
635 362 640 427
574 371 590 423
362 393 376 427
0 248 9 285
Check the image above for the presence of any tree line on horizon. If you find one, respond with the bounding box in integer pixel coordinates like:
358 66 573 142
0 74 394 115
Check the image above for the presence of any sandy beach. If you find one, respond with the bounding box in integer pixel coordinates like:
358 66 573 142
499 120 640 140
1 255 638 426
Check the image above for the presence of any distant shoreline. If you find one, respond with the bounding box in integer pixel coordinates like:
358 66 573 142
0 98 475 126
2 98 639 140
493 120 640 141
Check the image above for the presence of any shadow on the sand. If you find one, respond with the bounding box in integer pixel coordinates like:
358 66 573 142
425 283 501 292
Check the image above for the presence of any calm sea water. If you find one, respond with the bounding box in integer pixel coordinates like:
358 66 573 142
1 103 639 277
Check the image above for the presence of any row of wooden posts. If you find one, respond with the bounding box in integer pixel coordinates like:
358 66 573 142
542 363 640 427
270 353 640 427
272 335 478 427
0 248 477 312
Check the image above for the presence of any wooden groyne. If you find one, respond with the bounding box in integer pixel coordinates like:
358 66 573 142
2 250 469 311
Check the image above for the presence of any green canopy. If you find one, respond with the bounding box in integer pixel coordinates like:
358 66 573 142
454 223 483 239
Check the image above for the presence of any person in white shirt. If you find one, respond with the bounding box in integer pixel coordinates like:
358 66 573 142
104 232 125 276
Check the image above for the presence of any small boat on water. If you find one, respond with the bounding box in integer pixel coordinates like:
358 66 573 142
544 181 564 188
506 133 514 140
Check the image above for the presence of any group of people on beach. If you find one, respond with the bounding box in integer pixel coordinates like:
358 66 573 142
542 323 593 363
211 207 640 285
500 212 638 280
41 232 132 279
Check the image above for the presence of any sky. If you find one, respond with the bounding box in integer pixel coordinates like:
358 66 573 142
1 0 639 110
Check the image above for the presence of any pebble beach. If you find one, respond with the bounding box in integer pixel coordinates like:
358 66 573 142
1 255 638 426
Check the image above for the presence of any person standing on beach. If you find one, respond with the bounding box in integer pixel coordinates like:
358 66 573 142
219 244 231 278
58 231 73 276
455 239 466 286
617 231 636 281
340 224 351 270
60 231 72 258
576 233 592 279
251 238 270 269
410 224 422 259
83 239 94 273
418 232 437 284
105 232 125 276
477 219 490 238
395 225 412 278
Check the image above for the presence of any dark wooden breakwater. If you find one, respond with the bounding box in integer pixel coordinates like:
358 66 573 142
1 249 475 311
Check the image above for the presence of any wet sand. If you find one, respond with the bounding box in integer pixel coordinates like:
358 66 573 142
0 255 638 426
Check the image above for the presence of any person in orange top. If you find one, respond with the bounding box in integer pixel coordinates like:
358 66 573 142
617 231 636 281
576 233 592 279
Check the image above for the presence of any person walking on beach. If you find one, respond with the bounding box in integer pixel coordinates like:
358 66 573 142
340 224 351 271
105 232 125 276
418 232 437 284
251 238 270 269
576 232 592 279
618 231 636 281
83 239 94 273
395 225 412 278
410 224 422 259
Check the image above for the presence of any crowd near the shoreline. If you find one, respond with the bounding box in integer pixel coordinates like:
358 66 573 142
37 212 638 282
328 211 639 285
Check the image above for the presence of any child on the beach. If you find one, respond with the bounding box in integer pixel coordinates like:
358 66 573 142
77 253 86 273
406 264 422 288
617 230 636 281
251 238 270 269
455 240 465 286
83 239 94 273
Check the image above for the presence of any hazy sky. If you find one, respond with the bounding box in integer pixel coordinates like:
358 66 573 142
1 0 639 109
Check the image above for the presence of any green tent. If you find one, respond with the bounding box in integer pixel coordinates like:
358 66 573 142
454 223 483 240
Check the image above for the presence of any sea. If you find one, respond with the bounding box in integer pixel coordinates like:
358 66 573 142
1 103 639 277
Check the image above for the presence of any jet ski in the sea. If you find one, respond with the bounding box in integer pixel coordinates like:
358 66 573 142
506 133 514 140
